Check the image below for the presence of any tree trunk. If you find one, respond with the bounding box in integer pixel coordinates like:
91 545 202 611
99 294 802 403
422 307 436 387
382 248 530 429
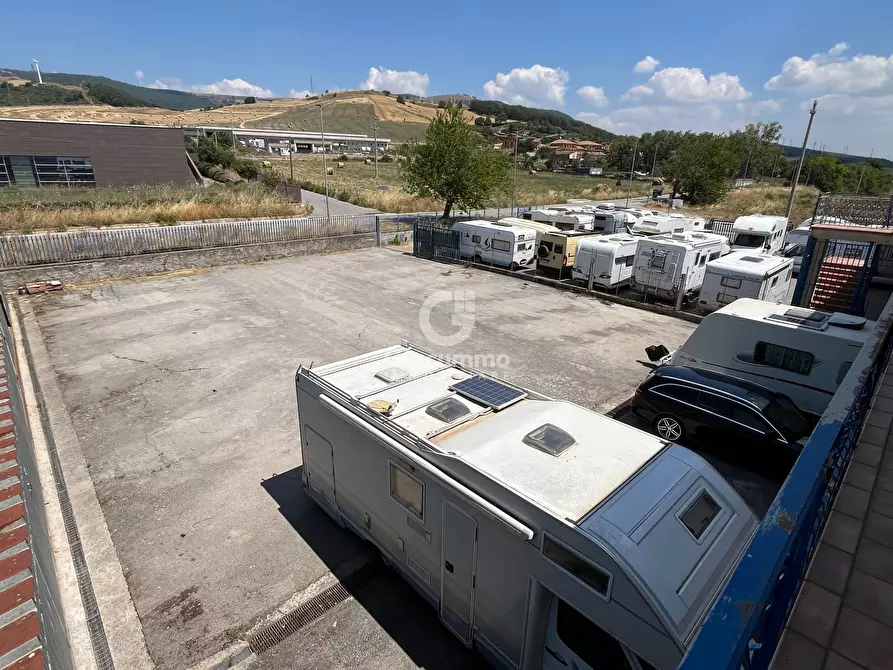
441 200 453 220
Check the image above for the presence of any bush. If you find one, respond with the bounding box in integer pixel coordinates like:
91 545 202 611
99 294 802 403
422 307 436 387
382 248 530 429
244 96 257 104
151 211 177 224
379 154 394 163
338 154 349 162
261 169 281 190
396 95 406 105
233 160 258 179
382 90 391 96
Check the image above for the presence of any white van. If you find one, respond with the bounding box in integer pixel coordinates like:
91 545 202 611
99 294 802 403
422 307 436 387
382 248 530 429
297 343 758 670
698 252 794 311
668 299 875 416
452 220 535 270
730 215 788 254
630 232 729 301
572 235 639 288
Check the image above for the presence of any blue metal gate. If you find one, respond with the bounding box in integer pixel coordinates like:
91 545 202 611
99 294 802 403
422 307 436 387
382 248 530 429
413 221 460 263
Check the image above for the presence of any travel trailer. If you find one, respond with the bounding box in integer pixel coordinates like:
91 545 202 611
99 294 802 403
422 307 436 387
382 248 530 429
537 230 599 277
296 343 758 670
495 218 560 247
589 211 632 235
630 215 705 237
698 252 794 311
523 209 595 232
666 299 875 416
730 215 788 254
630 232 729 301
572 235 639 288
453 220 535 270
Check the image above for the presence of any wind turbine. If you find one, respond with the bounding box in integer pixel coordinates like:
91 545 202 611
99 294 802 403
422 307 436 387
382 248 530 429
32 60 43 84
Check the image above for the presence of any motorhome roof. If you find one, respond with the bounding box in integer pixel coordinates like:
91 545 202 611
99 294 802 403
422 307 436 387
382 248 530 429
579 235 639 249
496 217 560 233
455 219 531 235
733 215 787 233
648 231 727 248
715 298 876 343
708 251 793 277
313 344 667 520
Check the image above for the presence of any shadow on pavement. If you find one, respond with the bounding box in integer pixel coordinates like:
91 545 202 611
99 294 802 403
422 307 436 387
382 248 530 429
260 467 488 669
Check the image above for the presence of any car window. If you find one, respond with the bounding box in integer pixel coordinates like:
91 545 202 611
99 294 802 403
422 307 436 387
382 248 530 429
732 406 768 432
697 392 736 417
653 383 699 404
764 396 811 441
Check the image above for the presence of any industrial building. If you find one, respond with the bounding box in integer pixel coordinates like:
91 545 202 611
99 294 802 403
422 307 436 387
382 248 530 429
0 118 199 188
183 126 390 155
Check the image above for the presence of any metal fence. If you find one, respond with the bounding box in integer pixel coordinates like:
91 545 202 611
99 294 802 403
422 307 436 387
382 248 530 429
0 214 381 268
412 220 460 263
705 219 734 241
680 293 893 670
812 194 893 227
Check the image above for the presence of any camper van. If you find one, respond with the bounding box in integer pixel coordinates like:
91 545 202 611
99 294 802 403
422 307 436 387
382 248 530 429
496 218 561 249
698 252 794 311
730 215 788 254
296 343 758 670
453 220 536 270
667 299 875 416
537 230 599 277
572 235 639 288
630 215 705 237
630 232 729 301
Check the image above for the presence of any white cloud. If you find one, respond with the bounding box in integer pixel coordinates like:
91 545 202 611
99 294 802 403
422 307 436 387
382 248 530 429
735 99 785 115
147 78 182 90
765 43 893 94
135 70 144 83
190 78 273 97
362 67 429 96
577 104 725 136
625 67 749 102
289 89 313 98
633 56 660 74
576 85 609 107
483 65 569 106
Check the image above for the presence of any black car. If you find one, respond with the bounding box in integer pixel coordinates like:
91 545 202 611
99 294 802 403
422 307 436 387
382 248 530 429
630 365 813 464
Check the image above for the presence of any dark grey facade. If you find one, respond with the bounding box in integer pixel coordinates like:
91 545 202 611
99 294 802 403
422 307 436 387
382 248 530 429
0 119 198 188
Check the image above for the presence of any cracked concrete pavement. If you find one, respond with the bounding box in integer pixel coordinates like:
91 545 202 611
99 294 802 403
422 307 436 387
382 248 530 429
25 247 696 668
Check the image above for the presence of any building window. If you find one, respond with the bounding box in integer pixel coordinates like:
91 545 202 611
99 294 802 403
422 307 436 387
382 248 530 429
390 462 424 520
492 239 511 252
542 535 611 598
0 155 95 188
753 341 814 375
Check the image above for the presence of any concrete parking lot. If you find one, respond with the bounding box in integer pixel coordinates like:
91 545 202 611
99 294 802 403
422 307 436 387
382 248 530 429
23 246 698 668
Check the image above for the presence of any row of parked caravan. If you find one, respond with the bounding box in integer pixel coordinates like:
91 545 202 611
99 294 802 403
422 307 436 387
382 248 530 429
451 204 796 311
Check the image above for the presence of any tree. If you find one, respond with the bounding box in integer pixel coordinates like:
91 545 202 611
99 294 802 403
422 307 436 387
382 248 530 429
803 155 848 192
663 132 740 204
396 94 406 105
729 122 783 182
437 100 447 108
382 90 391 96
400 104 510 219
244 96 257 104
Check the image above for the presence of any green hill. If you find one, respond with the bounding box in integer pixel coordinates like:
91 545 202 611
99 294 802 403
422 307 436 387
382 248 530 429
468 99 615 142
5 69 214 110
0 81 86 106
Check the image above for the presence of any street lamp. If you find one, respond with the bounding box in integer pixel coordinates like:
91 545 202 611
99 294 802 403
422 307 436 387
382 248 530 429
318 104 331 220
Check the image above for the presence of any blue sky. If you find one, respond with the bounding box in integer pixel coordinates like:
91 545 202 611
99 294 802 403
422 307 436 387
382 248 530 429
4 0 893 155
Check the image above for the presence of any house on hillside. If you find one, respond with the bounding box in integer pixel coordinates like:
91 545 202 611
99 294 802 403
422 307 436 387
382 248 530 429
548 139 583 152
547 150 583 170
577 140 607 156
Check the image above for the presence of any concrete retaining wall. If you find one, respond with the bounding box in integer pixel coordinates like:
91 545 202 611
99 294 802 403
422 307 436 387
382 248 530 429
0 230 412 290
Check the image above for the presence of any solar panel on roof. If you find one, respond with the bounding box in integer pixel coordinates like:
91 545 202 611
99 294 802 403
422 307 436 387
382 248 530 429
449 375 527 410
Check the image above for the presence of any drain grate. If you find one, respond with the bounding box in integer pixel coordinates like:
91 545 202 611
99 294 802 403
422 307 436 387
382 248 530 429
247 558 383 655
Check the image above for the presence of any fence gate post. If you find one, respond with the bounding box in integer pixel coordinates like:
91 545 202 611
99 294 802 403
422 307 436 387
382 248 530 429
375 216 381 247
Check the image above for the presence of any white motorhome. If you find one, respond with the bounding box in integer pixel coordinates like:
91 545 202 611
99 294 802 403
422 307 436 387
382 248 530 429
630 232 729 301
572 235 639 288
589 211 632 235
453 220 536 270
297 344 757 670
523 209 595 232
698 252 794 311
630 215 705 237
668 299 875 416
496 218 561 248
730 215 788 254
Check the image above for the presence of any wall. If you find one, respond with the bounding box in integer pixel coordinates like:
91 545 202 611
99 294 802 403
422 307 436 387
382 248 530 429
0 230 413 290
0 119 196 187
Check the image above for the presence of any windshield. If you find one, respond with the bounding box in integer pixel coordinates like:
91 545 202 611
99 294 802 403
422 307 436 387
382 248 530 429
734 233 767 248
764 396 811 441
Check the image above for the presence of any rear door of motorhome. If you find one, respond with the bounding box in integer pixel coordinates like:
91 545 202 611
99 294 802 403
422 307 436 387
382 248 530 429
304 426 338 518
761 265 793 302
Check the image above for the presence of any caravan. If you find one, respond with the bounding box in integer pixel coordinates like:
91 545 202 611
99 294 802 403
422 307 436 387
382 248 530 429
730 215 788 254
630 232 729 302
453 220 536 270
522 208 595 232
297 344 758 670
630 215 706 237
572 235 639 288
667 299 875 416
496 218 561 248
698 252 794 311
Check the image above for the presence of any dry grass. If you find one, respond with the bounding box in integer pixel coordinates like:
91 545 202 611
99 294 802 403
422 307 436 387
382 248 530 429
0 183 310 233
269 156 653 213
684 185 820 226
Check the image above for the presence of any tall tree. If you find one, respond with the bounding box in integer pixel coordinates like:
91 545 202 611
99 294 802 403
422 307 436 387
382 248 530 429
400 104 510 219
729 122 783 182
803 155 848 192
663 132 740 204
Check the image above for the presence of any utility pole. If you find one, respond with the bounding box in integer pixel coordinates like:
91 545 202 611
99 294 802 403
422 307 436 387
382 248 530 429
651 146 658 179
626 136 639 207
289 146 294 182
785 100 817 220
805 141 817 186
371 122 379 180
511 133 519 216
318 104 330 220
856 149 874 193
